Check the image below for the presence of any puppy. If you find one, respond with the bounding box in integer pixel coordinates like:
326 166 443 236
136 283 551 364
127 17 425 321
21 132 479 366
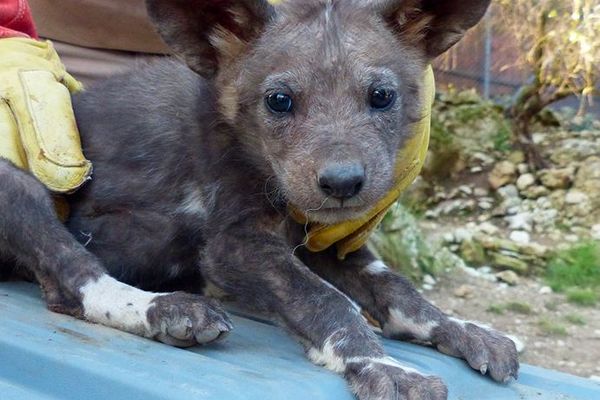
0 1 518 398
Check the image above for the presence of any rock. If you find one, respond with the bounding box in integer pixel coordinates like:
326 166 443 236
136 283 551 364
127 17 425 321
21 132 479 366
507 150 526 164
510 231 531 244
472 152 495 166
531 208 559 230
458 185 473 196
423 274 436 286
476 233 548 259
565 234 579 242
489 252 529 274
442 232 455 243
474 187 489 197
517 163 529 175
565 190 589 205
563 189 592 218
574 156 600 209
460 240 487 265
497 184 520 201
496 270 520 285
539 167 575 190
478 200 494 210
521 185 550 199
428 199 476 217
535 196 553 209
453 228 474 243
454 285 474 298
422 284 434 291
551 138 600 165
516 173 536 191
478 266 493 274
592 224 600 240
496 185 522 213
458 265 483 278
548 190 567 210
539 286 553 295
477 222 499 235
489 161 517 189
505 212 533 232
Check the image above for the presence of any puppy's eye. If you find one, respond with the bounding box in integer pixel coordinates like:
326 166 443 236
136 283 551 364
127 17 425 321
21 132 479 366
266 93 293 113
370 88 396 110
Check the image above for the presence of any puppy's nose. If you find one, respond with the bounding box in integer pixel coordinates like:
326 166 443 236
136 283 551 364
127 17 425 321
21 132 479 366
318 163 365 200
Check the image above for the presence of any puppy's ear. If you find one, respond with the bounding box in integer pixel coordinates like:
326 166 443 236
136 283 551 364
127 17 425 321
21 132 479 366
375 0 491 59
146 0 274 78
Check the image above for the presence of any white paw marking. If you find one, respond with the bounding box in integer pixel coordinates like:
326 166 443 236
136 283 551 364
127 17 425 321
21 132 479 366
80 274 158 337
506 334 525 353
449 316 493 331
307 333 424 376
384 308 439 340
307 332 347 373
364 260 389 275
346 356 424 376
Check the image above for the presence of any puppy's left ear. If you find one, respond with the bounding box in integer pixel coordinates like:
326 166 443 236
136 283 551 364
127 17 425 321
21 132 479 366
377 0 491 59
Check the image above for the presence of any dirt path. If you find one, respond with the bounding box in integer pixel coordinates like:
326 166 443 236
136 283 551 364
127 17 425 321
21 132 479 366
422 267 600 379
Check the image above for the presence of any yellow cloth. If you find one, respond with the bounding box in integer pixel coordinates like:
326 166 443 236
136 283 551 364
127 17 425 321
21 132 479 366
0 37 92 193
291 66 435 259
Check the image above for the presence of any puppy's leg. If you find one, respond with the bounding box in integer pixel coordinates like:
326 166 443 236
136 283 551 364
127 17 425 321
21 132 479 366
203 222 447 400
0 159 230 346
302 246 519 383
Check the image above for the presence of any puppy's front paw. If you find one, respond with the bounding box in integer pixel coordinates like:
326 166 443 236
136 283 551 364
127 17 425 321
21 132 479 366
435 319 519 382
345 358 447 400
147 292 233 347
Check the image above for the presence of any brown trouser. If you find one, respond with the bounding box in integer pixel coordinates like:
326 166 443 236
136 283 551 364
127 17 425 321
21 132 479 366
51 40 166 87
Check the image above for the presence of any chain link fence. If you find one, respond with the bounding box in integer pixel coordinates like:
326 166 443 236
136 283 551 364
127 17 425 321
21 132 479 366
432 11 600 117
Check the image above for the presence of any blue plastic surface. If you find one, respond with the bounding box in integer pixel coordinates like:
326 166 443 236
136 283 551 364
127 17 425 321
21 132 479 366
1 282 599 400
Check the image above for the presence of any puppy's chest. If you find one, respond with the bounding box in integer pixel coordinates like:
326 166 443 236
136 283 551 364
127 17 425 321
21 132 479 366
173 182 220 225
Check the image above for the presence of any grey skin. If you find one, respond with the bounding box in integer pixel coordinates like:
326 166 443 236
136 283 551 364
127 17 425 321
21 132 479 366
0 0 518 399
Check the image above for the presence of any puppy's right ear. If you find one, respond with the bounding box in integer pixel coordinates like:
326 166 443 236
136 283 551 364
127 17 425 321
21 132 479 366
146 0 274 78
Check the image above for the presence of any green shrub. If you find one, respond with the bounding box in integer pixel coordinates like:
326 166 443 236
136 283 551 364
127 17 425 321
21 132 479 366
537 318 568 337
566 288 598 306
546 242 600 292
486 304 505 315
505 302 533 315
564 314 586 326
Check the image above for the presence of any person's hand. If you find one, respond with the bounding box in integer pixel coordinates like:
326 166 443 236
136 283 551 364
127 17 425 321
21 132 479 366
0 37 91 193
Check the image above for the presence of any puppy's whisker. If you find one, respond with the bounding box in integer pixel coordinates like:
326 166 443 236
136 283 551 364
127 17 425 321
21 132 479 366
291 196 330 257
304 196 330 215
263 175 282 214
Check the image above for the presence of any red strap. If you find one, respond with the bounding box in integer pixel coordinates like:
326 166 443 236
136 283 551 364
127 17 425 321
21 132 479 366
0 0 38 39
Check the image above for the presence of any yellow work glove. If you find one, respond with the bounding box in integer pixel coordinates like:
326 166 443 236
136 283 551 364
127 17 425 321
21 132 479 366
291 66 435 259
0 37 92 193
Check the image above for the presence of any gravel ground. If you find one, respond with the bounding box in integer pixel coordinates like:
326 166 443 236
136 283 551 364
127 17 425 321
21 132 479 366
422 267 600 379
